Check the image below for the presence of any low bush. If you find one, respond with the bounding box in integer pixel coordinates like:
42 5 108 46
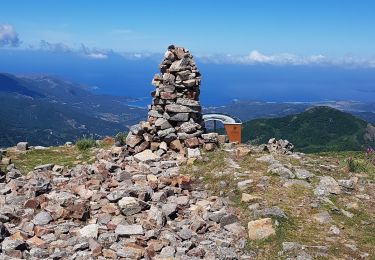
76 138 97 151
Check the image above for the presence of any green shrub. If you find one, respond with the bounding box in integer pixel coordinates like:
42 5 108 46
76 138 97 151
347 157 360 172
115 132 128 146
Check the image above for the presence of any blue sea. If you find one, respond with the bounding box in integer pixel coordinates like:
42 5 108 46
1 50 375 106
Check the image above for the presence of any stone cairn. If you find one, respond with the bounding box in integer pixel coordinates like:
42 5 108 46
125 45 218 157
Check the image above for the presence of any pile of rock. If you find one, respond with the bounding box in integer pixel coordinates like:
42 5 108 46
265 138 294 154
125 45 217 158
0 147 249 259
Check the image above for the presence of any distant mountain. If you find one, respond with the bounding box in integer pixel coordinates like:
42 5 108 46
241 106 375 153
0 72 146 147
0 73 43 98
204 100 309 122
204 99 375 124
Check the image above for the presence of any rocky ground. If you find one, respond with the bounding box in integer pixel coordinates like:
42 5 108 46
0 142 374 259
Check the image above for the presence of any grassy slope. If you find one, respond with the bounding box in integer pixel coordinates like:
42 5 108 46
180 149 375 259
4 146 96 173
241 106 373 153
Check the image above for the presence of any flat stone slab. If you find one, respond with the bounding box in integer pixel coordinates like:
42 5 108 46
115 224 144 236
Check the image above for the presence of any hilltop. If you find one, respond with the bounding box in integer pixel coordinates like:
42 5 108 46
241 106 375 153
0 140 374 259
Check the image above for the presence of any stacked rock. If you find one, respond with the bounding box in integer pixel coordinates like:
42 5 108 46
125 45 217 157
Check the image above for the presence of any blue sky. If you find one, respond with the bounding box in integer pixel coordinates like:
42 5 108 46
1 1 375 104
1 0 375 58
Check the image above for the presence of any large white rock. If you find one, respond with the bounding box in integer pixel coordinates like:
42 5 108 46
248 218 275 240
314 176 341 196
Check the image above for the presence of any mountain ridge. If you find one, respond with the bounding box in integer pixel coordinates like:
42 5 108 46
241 106 375 153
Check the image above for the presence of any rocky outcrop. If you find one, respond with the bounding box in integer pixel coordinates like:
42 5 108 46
124 46 218 158
265 138 294 154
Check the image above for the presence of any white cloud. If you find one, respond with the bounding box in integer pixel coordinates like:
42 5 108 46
196 50 332 66
40 40 71 53
79 44 108 59
0 24 20 47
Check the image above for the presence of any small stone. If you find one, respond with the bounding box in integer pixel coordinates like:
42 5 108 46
178 228 192 240
160 141 168 151
235 146 251 157
241 193 262 203
255 207 287 219
162 203 177 218
134 149 160 163
26 236 46 247
52 165 64 172
160 246 176 258
88 238 102 256
204 143 216 151
79 224 99 238
187 148 201 158
34 163 54 171
268 165 295 179
170 139 183 151
338 178 357 189
329 225 340 235
341 209 354 218
32 211 52 225
224 222 246 237
1 237 28 253
118 197 142 216
237 180 253 190
220 214 238 227
294 168 314 180
126 133 143 148
184 137 200 148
